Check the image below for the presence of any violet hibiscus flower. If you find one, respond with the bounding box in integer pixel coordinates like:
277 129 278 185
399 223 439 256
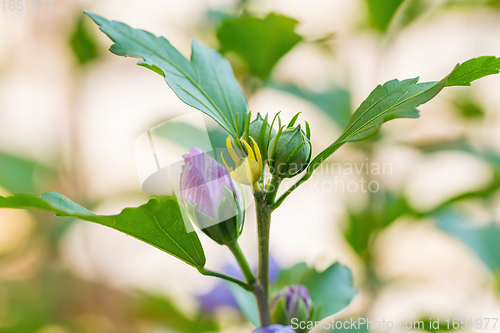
180 147 245 245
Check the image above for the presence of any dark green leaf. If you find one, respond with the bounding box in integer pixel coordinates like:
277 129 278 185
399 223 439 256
84 11 248 138
0 192 206 268
273 262 357 321
217 13 302 79
366 0 405 32
69 15 99 66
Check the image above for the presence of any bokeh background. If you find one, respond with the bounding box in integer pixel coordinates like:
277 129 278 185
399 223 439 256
1 0 500 332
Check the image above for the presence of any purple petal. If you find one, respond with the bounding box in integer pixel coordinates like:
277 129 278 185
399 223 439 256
180 147 241 219
272 285 312 317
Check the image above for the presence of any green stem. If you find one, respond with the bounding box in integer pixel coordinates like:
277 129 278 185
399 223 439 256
198 267 252 291
267 176 282 204
252 177 282 327
227 241 256 286
255 192 272 327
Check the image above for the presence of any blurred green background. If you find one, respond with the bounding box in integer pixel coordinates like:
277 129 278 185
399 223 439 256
1 0 500 332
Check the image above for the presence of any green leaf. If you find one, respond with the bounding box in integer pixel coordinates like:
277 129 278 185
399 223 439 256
338 78 444 143
217 13 302 79
84 11 248 138
136 293 219 332
69 15 99 66
309 56 500 174
446 56 500 87
366 0 405 32
345 191 412 257
0 153 54 194
227 282 260 327
273 262 357 321
0 192 206 268
451 92 485 119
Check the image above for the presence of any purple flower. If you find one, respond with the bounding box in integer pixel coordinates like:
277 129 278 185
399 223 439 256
271 285 312 327
252 325 296 333
180 147 244 245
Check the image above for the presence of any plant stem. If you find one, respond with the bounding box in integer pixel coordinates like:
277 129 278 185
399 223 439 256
198 267 252 291
227 241 256 286
255 192 271 327
252 177 282 327
267 176 282 204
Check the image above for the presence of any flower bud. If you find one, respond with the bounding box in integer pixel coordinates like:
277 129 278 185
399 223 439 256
271 285 313 329
180 147 244 245
247 113 277 163
268 125 311 178
252 325 296 333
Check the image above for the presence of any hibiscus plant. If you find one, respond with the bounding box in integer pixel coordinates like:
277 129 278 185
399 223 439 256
1 11 500 333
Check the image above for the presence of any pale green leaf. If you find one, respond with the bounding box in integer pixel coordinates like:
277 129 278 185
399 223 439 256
0 153 54 194
0 192 206 268
84 11 248 138
227 283 260 328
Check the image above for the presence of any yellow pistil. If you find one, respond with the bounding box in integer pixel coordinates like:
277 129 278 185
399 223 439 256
221 136 263 191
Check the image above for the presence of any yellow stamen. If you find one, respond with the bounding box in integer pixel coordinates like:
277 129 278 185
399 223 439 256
249 136 263 174
221 151 234 172
226 137 240 164
221 136 264 191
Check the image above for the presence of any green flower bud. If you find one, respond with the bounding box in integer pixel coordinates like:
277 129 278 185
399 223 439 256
268 125 311 178
271 285 313 332
246 113 277 164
